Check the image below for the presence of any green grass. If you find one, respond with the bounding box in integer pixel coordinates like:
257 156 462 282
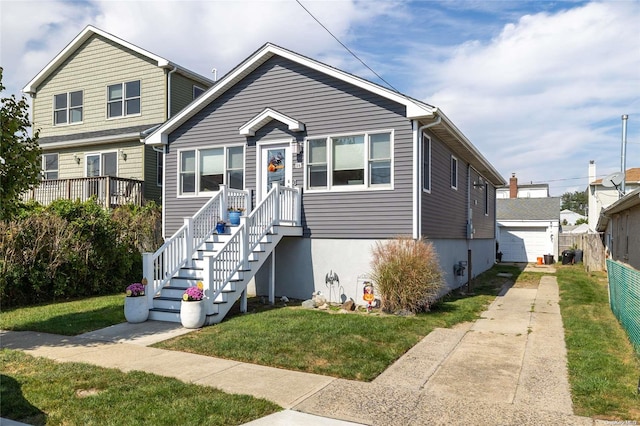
154 265 511 381
557 265 640 422
0 349 280 426
0 294 125 335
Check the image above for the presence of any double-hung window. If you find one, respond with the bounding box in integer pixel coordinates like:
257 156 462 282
179 146 244 195
422 133 431 192
42 153 59 179
306 131 392 191
53 91 83 125
450 155 458 190
107 80 140 118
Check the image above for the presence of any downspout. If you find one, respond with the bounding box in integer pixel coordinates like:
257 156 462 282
413 116 441 239
167 66 178 119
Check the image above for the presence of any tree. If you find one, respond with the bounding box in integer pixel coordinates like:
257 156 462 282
575 218 588 225
561 190 588 214
0 67 42 220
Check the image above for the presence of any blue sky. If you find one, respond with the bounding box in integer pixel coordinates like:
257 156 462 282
1 0 639 196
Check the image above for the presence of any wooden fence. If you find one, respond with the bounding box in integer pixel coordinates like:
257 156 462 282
558 233 606 272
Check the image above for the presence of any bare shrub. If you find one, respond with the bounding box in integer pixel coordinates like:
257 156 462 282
370 237 444 314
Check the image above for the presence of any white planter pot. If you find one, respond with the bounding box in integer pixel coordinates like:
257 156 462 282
180 300 206 328
124 296 148 323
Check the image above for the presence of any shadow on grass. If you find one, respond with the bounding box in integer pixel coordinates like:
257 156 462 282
0 374 47 425
3 305 124 336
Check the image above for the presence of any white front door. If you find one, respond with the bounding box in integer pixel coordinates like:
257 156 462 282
258 142 292 201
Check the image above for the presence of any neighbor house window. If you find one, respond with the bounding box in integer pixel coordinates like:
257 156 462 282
157 151 163 187
306 131 392 191
450 155 458 189
422 133 431 192
42 153 58 179
107 80 140 118
179 146 244 195
53 91 83 125
193 85 205 99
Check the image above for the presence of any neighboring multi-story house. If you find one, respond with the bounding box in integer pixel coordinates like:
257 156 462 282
22 25 214 207
496 173 549 198
588 161 640 232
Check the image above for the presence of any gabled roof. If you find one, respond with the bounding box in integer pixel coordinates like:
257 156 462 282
239 108 305 136
497 197 561 221
22 25 213 94
144 42 505 186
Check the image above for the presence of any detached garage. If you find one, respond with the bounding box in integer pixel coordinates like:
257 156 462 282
497 198 560 263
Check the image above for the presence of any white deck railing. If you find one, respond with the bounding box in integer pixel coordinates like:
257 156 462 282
143 185 250 304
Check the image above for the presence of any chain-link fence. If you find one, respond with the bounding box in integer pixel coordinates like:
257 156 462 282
607 259 640 353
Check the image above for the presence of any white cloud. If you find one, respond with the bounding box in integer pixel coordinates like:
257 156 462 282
1 0 638 196
407 1 640 193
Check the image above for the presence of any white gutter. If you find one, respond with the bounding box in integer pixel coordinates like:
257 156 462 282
413 116 442 239
167 66 177 119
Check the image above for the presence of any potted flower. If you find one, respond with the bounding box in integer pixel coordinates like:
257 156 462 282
180 282 205 328
227 207 245 226
124 282 148 323
215 220 226 234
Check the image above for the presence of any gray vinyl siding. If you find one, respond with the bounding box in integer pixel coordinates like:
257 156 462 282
164 56 412 237
421 135 468 239
470 167 496 239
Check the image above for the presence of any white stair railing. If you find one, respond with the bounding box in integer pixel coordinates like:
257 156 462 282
143 185 250 304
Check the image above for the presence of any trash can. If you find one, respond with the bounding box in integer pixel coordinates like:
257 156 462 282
574 249 583 263
561 250 575 265
544 254 554 265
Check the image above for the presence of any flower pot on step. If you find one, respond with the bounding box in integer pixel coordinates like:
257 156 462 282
124 296 148 323
228 211 241 226
180 300 206 328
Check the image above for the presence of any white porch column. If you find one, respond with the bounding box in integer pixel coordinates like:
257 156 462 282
268 252 275 305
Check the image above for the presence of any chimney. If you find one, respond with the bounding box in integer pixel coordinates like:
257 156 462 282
509 173 518 198
588 160 596 184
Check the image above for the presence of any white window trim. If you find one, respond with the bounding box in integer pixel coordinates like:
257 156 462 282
484 182 489 216
53 90 83 126
106 80 141 120
84 150 119 177
176 145 245 198
42 153 59 180
303 129 394 193
193 85 205 99
450 155 458 190
422 133 431 193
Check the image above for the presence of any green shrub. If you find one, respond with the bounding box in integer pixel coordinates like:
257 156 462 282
0 199 162 308
370 237 444 314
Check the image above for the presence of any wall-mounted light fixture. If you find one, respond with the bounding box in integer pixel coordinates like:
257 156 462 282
73 153 80 164
119 149 127 161
290 139 302 155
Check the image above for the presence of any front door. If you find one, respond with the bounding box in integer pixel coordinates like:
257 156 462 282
258 142 292 201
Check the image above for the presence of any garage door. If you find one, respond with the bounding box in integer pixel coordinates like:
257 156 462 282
499 227 549 262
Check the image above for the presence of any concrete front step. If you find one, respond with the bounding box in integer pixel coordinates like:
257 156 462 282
148 307 221 324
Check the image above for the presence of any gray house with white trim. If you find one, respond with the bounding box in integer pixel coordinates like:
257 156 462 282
143 43 504 321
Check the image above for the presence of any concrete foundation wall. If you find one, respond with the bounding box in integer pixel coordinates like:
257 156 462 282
252 237 496 305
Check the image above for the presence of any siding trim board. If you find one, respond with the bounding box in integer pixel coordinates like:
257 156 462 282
23 25 213 95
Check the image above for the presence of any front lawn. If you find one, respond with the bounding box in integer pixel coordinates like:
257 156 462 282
0 349 280 426
154 265 515 381
0 294 124 335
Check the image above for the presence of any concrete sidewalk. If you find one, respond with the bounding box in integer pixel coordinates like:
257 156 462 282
1 275 606 425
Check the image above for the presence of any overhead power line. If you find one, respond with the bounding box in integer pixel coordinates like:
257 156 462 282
295 0 401 95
